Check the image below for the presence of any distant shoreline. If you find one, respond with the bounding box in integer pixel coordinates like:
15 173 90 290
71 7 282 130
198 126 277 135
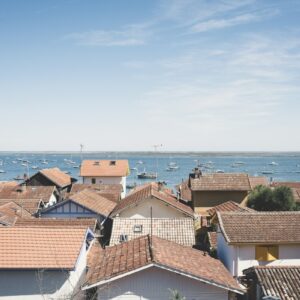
1 151 300 156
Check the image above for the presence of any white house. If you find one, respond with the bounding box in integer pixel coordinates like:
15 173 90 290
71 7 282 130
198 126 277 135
110 182 194 219
0 226 94 300
40 188 117 224
80 160 129 198
83 235 244 299
217 211 300 277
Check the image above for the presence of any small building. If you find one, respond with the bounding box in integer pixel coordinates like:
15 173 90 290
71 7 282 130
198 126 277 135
110 217 195 246
217 211 300 277
83 235 244 299
0 202 32 226
243 266 300 300
110 182 194 219
40 188 116 224
190 173 267 215
80 160 129 198
0 226 94 300
25 167 77 193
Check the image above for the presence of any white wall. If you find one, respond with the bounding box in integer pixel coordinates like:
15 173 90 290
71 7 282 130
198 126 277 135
119 197 188 219
82 176 126 198
217 231 300 276
97 266 230 300
0 241 87 300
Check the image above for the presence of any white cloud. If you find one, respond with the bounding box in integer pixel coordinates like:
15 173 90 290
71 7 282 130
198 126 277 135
65 24 151 46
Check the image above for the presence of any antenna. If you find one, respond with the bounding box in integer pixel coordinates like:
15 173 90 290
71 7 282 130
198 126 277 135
152 144 162 179
150 206 153 247
80 144 84 162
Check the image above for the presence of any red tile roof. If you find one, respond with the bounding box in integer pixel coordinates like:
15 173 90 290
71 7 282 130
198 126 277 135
0 185 55 203
191 173 251 191
80 160 129 177
244 266 300 300
207 201 255 216
218 211 300 244
0 202 32 226
39 167 73 188
0 199 43 215
0 227 88 269
69 184 122 202
207 232 218 249
85 235 243 294
70 189 117 217
248 176 269 189
111 182 194 217
14 217 97 231
176 180 192 202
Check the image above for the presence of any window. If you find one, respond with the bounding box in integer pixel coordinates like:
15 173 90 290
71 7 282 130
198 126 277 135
133 225 143 233
110 160 116 166
119 234 128 243
91 178 96 184
255 245 278 261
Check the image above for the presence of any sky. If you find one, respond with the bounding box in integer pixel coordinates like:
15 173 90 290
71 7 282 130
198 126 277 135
0 0 300 152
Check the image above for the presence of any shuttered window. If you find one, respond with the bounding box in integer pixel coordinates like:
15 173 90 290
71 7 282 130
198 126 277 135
255 245 278 261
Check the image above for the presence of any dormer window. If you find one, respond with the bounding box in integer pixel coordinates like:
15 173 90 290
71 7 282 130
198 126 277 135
119 234 128 243
133 225 143 233
110 161 116 166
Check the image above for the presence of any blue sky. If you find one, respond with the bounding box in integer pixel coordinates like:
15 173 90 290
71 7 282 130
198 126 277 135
0 0 300 151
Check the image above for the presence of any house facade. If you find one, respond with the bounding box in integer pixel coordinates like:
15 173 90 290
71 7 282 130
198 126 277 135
83 235 244 300
217 212 300 277
0 227 94 300
80 160 129 198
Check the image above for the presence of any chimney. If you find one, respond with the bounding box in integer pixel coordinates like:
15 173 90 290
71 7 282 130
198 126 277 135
157 181 163 192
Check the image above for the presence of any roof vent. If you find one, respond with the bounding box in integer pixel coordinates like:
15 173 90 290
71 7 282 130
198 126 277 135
133 225 143 233
110 160 116 166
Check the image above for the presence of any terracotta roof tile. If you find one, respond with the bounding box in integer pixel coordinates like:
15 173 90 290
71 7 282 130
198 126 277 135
0 227 87 269
0 199 43 215
176 180 192 202
14 217 97 231
70 189 117 217
244 266 300 300
0 185 55 203
248 176 269 189
110 218 195 246
86 235 243 294
80 160 129 177
0 202 32 226
39 167 74 188
207 201 255 216
111 182 194 217
191 173 251 191
70 184 122 202
218 211 300 244
207 232 218 249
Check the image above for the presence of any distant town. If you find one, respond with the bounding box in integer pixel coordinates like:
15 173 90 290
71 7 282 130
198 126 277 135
0 158 299 299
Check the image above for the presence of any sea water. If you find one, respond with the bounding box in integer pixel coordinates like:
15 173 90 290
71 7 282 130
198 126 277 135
0 152 300 189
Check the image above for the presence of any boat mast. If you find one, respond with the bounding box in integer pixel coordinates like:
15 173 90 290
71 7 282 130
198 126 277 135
152 144 162 178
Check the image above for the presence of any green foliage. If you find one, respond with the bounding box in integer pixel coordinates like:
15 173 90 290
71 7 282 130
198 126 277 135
247 185 297 211
169 289 186 300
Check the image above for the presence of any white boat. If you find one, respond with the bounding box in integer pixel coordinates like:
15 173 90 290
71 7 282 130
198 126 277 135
137 160 144 165
261 170 274 175
21 163 28 167
0 170 6 173
269 162 279 166
130 167 138 171
216 169 225 173
41 160 48 165
31 165 38 169
12 161 17 164
166 161 179 171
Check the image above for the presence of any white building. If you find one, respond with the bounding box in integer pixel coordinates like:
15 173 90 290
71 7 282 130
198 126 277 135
110 182 194 219
0 226 94 300
83 235 244 300
217 211 300 277
80 160 129 198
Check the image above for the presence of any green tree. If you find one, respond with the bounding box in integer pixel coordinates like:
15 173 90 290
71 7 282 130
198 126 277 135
247 185 296 211
169 289 186 300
